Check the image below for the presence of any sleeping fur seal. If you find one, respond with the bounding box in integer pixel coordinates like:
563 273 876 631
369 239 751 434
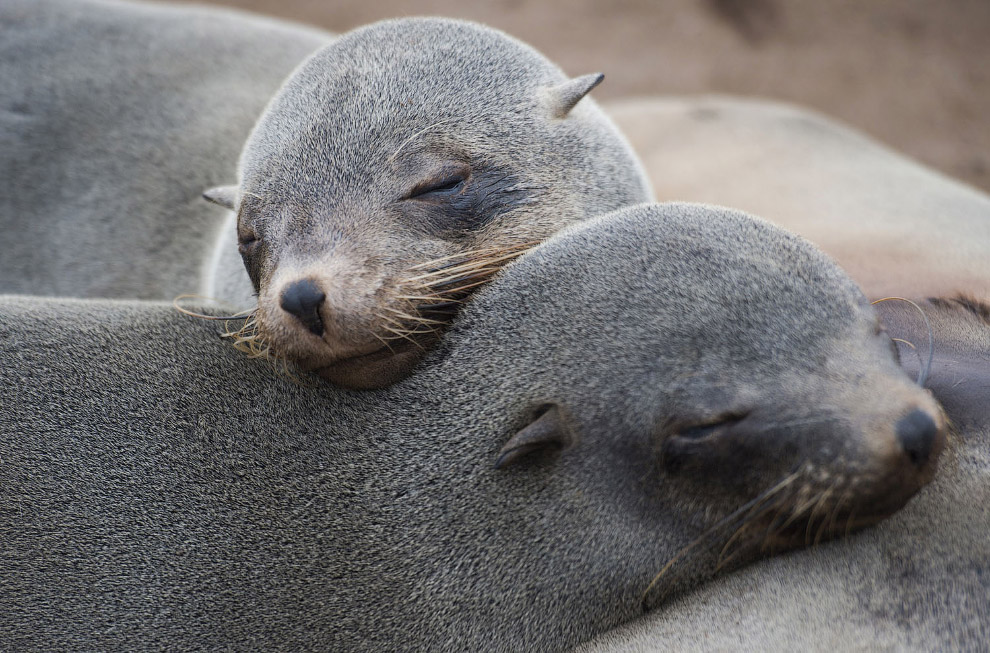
579 296 990 652
606 96 990 301
0 0 333 298
202 17 652 389
0 203 944 651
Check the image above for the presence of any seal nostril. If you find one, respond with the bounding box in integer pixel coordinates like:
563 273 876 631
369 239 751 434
895 409 938 466
280 279 326 336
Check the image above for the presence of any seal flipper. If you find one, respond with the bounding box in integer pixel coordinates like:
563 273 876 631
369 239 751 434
547 73 604 119
203 185 239 210
494 405 575 469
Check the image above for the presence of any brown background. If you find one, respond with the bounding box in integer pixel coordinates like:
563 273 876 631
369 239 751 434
181 0 990 193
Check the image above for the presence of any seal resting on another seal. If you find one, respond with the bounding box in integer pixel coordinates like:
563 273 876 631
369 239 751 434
0 203 944 651
203 17 652 389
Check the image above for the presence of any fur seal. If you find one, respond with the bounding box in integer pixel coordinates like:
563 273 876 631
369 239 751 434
606 96 990 301
0 203 944 651
202 17 653 389
579 296 990 652
0 0 333 298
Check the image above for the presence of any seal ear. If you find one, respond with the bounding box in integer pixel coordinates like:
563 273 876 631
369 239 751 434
548 73 605 119
203 185 239 211
494 404 576 469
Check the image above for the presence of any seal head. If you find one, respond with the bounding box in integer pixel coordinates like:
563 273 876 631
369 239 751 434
205 17 651 389
458 202 946 608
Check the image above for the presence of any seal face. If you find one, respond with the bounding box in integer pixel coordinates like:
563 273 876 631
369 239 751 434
206 17 651 389
466 203 947 610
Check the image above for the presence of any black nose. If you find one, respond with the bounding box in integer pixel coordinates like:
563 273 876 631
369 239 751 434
895 409 938 466
280 279 326 336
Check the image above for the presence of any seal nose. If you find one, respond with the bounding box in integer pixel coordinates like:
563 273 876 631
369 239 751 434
280 279 326 336
895 409 938 466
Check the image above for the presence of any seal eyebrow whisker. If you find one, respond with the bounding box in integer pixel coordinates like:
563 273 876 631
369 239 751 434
891 337 927 375
386 118 455 164
871 296 935 386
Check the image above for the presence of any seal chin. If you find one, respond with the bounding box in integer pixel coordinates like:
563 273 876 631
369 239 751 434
312 345 425 390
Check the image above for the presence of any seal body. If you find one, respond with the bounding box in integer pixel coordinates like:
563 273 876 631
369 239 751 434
208 17 653 388
0 0 332 298
607 96 990 301
0 203 944 651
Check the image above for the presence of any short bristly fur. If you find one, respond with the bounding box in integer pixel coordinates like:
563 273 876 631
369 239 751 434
0 203 945 651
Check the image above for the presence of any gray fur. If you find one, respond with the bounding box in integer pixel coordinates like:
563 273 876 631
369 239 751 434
579 298 990 652
0 203 942 651
0 0 332 299
217 17 653 388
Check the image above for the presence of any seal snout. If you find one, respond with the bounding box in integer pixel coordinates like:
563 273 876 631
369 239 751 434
894 408 940 467
279 278 326 336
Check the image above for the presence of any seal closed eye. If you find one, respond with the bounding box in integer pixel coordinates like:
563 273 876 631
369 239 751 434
203 17 651 389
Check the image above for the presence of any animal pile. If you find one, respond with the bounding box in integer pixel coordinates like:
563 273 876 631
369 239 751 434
1 0 986 650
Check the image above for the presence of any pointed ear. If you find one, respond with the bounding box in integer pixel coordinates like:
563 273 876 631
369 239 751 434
494 404 576 469
547 73 604 119
202 185 239 211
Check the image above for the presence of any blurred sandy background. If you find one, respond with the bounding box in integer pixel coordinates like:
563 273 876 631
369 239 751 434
180 0 990 193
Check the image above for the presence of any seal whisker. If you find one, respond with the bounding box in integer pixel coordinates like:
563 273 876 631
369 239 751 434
406 250 535 283
387 118 454 164
805 485 835 547
715 497 784 571
172 293 256 321
871 296 935 386
407 241 538 273
410 266 504 286
394 294 466 304
375 314 431 348
641 470 800 607
422 274 501 291
383 307 448 326
718 487 791 560
369 329 397 354
812 481 842 547
773 490 815 535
